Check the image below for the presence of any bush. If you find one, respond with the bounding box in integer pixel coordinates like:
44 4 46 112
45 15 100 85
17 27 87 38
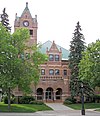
65 97 76 103
63 100 73 105
29 101 44 105
19 96 35 104
92 94 100 103
4 96 15 104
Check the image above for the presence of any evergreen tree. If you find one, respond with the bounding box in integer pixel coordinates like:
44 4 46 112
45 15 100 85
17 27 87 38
69 21 86 97
0 8 11 32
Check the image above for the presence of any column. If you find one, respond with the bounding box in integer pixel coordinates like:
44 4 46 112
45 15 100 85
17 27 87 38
43 91 46 101
53 91 56 101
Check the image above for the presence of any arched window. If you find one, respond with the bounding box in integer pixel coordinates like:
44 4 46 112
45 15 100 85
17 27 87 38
41 69 45 75
49 69 54 75
55 69 60 75
63 70 67 75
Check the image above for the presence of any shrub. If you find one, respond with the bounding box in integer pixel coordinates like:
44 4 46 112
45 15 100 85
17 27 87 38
19 96 35 104
29 101 44 105
63 100 73 105
92 94 100 103
65 97 76 103
4 96 15 104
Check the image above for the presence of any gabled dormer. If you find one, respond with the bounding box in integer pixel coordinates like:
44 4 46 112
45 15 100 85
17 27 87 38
14 2 38 45
46 41 62 62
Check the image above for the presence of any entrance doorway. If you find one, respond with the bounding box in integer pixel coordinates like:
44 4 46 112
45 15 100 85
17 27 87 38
56 88 62 100
46 87 53 100
37 88 43 100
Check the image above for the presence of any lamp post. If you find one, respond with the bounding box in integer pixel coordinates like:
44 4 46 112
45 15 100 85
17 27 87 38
81 82 85 115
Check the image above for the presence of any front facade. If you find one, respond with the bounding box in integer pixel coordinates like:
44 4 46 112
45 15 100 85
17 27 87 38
36 41 70 102
13 2 71 102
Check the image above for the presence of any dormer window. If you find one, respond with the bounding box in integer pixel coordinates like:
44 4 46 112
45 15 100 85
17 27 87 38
49 54 54 61
55 55 59 61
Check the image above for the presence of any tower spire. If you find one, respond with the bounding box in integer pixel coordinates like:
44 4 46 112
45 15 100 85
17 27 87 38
26 2 28 8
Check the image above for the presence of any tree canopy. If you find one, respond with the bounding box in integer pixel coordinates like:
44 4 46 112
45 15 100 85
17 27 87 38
79 40 100 88
0 23 47 110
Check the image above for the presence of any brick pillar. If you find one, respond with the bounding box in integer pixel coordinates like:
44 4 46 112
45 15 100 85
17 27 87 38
43 91 46 100
53 91 56 101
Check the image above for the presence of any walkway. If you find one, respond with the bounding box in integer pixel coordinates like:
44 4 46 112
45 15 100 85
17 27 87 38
45 103 74 111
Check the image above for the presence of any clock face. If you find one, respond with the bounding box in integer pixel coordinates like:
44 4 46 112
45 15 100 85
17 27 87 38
23 21 29 27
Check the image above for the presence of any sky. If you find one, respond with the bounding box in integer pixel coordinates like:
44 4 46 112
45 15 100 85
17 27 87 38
0 0 100 50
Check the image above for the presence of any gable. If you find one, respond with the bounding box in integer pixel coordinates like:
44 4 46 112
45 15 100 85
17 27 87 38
40 40 69 60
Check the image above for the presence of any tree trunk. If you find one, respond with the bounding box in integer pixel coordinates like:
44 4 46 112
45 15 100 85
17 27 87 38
8 87 11 111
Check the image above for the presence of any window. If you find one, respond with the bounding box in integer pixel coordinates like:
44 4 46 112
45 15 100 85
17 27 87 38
63 70 67 75
49 69 54 75
55 69 60 75
41 69 45 75
55 55 59 61
29 30 33 35
49 54 54 61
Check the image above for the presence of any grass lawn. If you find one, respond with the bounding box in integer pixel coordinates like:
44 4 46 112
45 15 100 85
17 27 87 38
95 108 100 112
0 102 52 112
65 103 100 110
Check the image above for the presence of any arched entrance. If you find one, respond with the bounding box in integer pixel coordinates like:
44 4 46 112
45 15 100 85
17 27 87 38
46 87 53 101
37 88 43 100
56 88 62 100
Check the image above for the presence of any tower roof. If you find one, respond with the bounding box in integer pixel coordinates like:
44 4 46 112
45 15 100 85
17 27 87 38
21 2 32 18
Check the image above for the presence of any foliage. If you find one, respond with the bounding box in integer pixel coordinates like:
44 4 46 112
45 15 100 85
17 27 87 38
31 45 48 96
0 8 11 32
66 97 76 103
0 24 31 110
29 101 44 105
19 96 35 104
79 40 100 87
63 100 73 105
0 26 31 91
0 23 48 110
4 96 15 104
91 94 100 103
69 21 86 97
63 97 76 105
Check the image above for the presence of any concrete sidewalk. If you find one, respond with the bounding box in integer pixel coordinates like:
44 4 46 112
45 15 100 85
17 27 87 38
45 103 74 111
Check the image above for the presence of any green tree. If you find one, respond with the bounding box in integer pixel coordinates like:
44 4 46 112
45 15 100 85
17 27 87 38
69 21 86 97
0 24 31 110
31 45 48 99
0 8 11 32
0 23 48 110
79 40 100 88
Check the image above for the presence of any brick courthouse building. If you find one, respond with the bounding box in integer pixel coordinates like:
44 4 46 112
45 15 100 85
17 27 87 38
13 2 71 102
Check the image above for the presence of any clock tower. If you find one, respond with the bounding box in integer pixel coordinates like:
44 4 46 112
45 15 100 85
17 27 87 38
14 2 38 46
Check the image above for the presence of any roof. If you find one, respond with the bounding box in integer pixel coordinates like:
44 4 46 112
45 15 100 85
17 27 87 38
40 40 69 60
21 2 32 18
